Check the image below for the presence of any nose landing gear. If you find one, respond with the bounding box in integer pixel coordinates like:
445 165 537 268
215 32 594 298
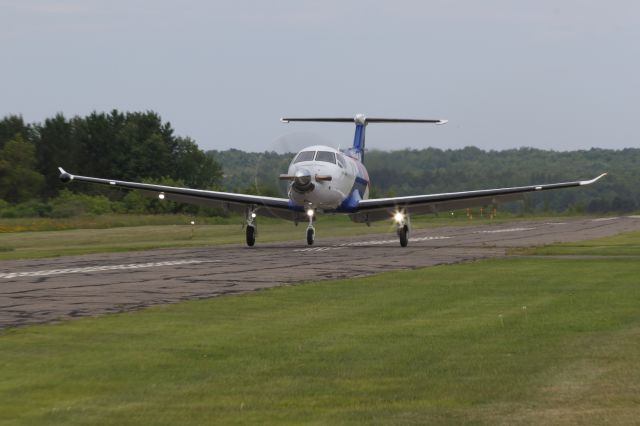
306 208 315 245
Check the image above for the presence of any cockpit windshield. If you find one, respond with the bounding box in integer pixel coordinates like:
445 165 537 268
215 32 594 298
315 151 336 164
293 151 315 163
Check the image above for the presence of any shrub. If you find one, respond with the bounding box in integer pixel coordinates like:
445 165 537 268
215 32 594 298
0 199 51 218
48 189 115 217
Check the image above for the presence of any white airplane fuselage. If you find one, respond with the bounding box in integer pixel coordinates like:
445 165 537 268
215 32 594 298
286 145 370 213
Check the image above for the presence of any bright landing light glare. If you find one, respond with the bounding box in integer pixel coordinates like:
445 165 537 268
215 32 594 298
307 209 314 217
393 211 404 223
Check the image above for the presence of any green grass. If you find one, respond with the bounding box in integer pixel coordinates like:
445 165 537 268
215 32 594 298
0 214 240 233
515 230 640 257
1 235 639 424
0 213 607 261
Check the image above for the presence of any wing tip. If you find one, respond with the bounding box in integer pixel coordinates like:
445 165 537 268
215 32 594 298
58 166 74 183
580 172 607 186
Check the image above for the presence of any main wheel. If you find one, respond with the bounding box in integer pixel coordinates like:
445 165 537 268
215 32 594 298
306 227 315 245
398 225 408 247
246 225 256 246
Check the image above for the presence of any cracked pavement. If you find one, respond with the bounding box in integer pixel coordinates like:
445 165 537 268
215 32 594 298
1 216 639 329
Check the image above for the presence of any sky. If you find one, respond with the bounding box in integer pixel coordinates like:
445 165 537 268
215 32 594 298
1 0 638 152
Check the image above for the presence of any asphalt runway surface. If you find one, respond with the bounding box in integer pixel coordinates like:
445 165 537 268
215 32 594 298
2 216 639 329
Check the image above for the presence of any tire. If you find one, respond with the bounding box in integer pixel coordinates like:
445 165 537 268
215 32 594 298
399 225 408 247
246 225 256 247
306 228 315 245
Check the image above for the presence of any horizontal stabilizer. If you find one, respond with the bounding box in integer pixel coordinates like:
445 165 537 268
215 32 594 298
281 115 447 125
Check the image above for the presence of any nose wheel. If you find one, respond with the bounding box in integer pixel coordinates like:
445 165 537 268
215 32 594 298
306 208 315 245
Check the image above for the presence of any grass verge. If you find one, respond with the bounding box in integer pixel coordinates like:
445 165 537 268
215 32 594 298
1 235 639 424
512 230 640 257
0 213 606 261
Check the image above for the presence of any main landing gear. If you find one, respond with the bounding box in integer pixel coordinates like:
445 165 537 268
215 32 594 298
245 207 257 247
394 210 410 247
398 224 409 247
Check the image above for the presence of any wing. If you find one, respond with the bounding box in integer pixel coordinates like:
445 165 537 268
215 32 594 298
349 173 607 223
58 168 304 221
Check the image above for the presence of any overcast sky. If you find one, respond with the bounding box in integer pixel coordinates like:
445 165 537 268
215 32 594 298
1 0 638 152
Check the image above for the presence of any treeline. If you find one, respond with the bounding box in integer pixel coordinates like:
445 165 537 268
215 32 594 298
1 110 637 219
210 146 640 214
0 111 222 217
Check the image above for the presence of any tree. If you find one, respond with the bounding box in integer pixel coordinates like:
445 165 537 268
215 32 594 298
0 115 33 150
0 136 45 202
35 114 81 198
173 137 222 188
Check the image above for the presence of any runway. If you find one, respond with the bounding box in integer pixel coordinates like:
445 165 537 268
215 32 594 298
1 216 639 329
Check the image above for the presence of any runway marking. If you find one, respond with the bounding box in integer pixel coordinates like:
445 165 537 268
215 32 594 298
628 215 640 219
592 217 619 222
0 259 220 280
293 236 451 252
476 227 536 234
543 222 568 225
294 247 347 252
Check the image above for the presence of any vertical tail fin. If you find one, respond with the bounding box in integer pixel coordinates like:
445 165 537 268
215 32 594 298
350 114 367 162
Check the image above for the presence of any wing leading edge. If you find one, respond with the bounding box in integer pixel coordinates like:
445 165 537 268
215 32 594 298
349 173 607 223
58 168 304 221
59 168 606 224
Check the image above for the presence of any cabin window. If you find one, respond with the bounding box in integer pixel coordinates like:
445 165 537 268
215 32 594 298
293 151 316 163
315 151 336 164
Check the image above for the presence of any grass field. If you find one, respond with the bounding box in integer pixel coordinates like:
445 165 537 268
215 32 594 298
0 213 607 261
1 232 639 424
513 230 640 257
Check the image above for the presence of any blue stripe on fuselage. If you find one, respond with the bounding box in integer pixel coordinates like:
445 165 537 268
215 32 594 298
336 175 368 213
353 176 368 198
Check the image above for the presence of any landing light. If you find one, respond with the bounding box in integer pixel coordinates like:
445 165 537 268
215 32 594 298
251 212 257 218
307 209 314 217
393 212 405 223
158 193 165 200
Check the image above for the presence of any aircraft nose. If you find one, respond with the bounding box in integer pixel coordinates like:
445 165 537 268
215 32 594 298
292 168 314 193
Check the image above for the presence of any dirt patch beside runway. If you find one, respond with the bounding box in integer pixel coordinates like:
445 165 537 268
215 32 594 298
1 217 639 328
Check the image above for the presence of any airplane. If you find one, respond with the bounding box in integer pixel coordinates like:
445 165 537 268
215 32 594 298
58 114 607 247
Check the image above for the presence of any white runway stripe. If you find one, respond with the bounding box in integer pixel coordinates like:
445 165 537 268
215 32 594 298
476 227 536 234
0 259 219 279
293 236 451 252
592 217 619 222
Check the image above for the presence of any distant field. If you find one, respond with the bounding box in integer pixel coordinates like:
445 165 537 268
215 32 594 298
1 232 638 425
0 213 607 261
